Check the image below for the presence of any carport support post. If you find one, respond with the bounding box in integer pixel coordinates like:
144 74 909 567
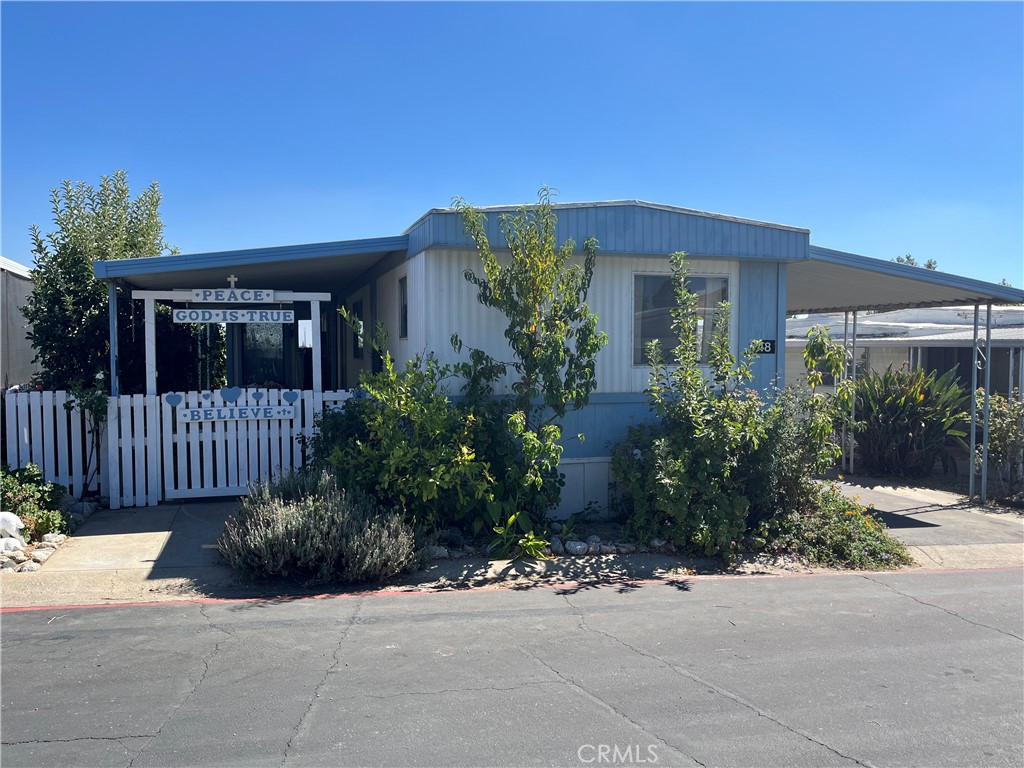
969 305 979 502
108 282 120 397
843 312 850 472
981 304 993 502
850 310 858 475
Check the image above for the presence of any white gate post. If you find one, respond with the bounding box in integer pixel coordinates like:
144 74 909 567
311 300 323 393
144 298 157 396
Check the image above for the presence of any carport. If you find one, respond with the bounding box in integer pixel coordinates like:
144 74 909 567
786 245 1024 502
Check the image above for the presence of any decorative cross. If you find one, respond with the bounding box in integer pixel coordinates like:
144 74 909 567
227 274 239 288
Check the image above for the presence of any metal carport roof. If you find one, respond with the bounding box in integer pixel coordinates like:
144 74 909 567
787 246 1024 314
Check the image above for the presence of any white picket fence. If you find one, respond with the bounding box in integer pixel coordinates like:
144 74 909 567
4 389 351 509
4 390 104 499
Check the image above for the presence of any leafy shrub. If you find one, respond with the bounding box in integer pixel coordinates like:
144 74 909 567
307 353 494 536
977 388 1024 498
611 256 848 560
775 484 913 570
1 463 68 541
217 470 418 586
854 366 968 477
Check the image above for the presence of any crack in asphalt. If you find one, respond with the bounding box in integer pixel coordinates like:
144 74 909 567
2 735 153 746
334 680 565 701
560 594 872 768
126 604 231 768
521 637 704 767
281 596 364 766
861 575 1023 641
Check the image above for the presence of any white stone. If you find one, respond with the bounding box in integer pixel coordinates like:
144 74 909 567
17 561 40 573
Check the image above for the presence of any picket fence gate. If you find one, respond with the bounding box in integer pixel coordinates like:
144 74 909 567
4 389 351 509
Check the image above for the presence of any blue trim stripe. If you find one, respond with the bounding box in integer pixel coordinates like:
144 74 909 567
93 235 409 280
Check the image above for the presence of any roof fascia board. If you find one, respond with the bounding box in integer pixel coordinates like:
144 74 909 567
93 235 410 280
808 245 1024 304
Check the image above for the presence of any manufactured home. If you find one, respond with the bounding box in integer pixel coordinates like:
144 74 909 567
6 200 1023 510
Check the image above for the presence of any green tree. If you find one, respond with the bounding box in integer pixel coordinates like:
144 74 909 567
23 170 224 393
452 187 608 539
453 187 608 428
893 254 938 270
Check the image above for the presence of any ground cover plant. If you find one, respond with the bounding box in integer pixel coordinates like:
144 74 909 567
611 252 910 569
217 470 418 586
0 463 68 541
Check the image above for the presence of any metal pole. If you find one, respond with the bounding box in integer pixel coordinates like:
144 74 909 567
850 310 858 476
107 283 119 397
843 311 850 472
1009 347 1015 398
969 305 979 502
981 304 993 502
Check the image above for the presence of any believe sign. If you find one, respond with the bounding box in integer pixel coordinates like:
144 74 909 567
173 309 295 323
178 404 295 422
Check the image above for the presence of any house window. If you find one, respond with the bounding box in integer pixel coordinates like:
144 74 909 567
633 274 729 365
398 276 408 339
351 300 364 359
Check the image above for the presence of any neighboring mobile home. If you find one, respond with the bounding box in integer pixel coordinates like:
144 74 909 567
786 306 1024 395
1 256 39 389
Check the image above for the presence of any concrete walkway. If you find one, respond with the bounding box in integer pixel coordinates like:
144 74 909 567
838 478 1024 570
1 481 1020 609
0 500 241 607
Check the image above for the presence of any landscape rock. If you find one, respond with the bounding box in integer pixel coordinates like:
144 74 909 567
42 533 67 545
549 522 562 534
549 536 564 555
616 543 638 555
426 545 449 560
564 540 589 556
16 561 40 573
59 494 77 512
650 538 667 552
8 551 28 564
31 548 54 563
586 535 602 545
599 544 618 555
1 560 16 571
69 501 97 518
34 541 59 550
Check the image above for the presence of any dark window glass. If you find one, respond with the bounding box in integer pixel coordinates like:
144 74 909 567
633 275 729 365
398 277 408 339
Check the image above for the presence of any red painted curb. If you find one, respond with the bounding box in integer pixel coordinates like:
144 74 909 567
1 564 1020 614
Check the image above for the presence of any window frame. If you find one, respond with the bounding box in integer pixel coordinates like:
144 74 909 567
631 269 735 368
398 275 408 340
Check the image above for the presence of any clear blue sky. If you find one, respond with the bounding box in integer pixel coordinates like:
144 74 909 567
3 2 1022 285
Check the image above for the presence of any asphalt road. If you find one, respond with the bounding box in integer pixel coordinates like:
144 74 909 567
2 568 1022 768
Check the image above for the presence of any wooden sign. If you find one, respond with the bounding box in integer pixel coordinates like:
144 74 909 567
172 309 294 323
177 404 295 422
